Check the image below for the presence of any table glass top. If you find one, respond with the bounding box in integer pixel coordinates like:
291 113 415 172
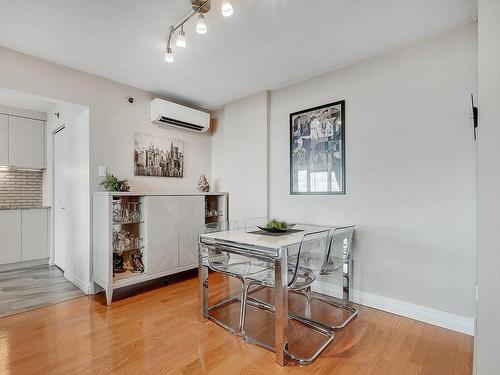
199 224 333 250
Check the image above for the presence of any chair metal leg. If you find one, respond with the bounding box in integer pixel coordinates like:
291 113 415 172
241 303 335 365
205 276 255 336
247 287 358 331
302 291 358 330
238 279 253 336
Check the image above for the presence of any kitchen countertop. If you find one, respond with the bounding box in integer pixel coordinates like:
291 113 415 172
0 206 51 210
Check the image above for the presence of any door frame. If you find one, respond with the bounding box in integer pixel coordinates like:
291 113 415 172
50 124 65 267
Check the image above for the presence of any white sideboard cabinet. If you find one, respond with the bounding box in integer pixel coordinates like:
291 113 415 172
92 192 228 305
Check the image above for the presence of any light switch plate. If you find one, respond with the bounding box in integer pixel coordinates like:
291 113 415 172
98 166 107 177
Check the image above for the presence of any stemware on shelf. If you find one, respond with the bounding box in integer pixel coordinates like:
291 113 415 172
113 200 142 224
112 229 144 253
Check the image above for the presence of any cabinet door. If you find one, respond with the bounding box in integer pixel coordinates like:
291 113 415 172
0 210 22 264
9 116 45 169
178 196 205 267
21 209 49 261
146 196 179 274
0 115 8 166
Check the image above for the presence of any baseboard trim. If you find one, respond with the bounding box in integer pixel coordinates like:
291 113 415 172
314 281 475 336
64 271 91 294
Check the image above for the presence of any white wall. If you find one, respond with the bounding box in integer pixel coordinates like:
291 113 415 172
211 91 269 222
0 45 213 290
212 25 477 323
476 0 500 373
0 46 212 195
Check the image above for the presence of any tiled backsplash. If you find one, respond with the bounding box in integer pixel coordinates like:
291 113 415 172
0 170 43 208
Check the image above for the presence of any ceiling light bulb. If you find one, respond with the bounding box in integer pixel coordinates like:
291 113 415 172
176 28 186 48
196 13 207 34
165 47 174 63
221 1 233 17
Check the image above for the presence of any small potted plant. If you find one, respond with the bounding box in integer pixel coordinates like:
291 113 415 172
101 173 130 192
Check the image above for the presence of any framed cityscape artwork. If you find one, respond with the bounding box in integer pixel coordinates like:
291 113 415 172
134 132 184 177
290 100 345 195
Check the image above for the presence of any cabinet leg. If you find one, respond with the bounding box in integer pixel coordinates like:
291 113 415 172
105 286 113 306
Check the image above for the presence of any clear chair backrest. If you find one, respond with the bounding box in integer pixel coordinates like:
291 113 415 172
322 225 355 274
243 217 268 231
203 221 239 234
288 229 330 290
201 221 239 269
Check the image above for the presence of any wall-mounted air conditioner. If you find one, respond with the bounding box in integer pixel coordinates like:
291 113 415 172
150 98 210 133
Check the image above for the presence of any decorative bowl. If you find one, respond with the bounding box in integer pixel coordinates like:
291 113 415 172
256 224 296 233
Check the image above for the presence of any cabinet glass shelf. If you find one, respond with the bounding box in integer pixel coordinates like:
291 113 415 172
113 221 144 225
113 246 145 254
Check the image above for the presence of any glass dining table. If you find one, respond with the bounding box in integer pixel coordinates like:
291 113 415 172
198 224 333 366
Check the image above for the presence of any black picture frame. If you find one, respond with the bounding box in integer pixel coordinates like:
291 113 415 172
289 100 346 195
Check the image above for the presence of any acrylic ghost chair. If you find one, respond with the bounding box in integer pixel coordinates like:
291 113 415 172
316 225 357 328
247 225 357 333
200 221 274 335
287 225 357 331
238 228 334 364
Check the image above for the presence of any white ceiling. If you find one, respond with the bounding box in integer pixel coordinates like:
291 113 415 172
0 0 477 110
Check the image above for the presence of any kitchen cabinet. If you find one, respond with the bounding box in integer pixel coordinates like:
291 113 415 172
0 115 8 166
21 209 49 261
8 116 45 169
0 210 22 264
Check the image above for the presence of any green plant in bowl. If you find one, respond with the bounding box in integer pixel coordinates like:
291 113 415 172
257 219 295 233
266 219 289 230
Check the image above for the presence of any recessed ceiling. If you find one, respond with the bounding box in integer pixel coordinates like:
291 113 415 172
0 0 477 110
0 88 58 113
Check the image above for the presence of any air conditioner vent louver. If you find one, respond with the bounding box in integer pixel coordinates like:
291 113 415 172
158 116 205 131
150 98 210 133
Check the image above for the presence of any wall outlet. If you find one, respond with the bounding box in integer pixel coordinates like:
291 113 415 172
98 166 107 177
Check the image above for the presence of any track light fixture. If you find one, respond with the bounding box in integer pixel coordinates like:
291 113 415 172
196 13 208 34
164 0 234 63
165 47 174 62
221 1 233 17
176 25 186 48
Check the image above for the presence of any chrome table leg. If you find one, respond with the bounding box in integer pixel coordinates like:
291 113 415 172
274 247 288 366
198 241 208 322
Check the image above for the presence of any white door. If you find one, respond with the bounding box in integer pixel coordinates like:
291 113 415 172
54 128 67 270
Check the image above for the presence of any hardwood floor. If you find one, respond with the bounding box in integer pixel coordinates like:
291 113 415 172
0 265 83 318
0 271 472 374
